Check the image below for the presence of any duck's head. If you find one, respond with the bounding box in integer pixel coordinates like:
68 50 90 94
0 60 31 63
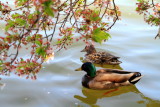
76 62 96 78
81 44 96 54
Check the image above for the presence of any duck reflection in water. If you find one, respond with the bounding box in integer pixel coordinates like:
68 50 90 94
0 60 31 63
74 86 160 107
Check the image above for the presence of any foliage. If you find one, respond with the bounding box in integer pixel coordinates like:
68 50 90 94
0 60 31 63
0 0 121 79
136 0 160 38
92 28 111 43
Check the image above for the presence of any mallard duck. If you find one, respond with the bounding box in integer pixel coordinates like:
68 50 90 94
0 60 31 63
75 62 143 90
81 44 121 65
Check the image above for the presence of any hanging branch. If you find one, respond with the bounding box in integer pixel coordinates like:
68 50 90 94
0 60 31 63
107 0 119 30
155 25 160 39
0 0 120 79
136 0 160 39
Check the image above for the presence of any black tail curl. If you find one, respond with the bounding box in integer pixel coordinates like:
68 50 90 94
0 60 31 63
129 72 142 84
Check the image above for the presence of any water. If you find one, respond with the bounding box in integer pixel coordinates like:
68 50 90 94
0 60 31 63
0 0 160 107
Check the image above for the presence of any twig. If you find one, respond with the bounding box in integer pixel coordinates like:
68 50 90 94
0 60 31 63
155 25 160 39
107 0 119 30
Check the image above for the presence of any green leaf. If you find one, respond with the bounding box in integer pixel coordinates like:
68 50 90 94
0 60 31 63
0 4 2 10
44 7 54 17
5 20 15 31
56 40 61 44
90 10 101 21
93 28 101 35
43 0 54 17
77 0 84 5
0 60 3 71
137 0 143 2
136 7 139 11
91 16 100 21
82 25 87 30
92 28 111 43
16 0 28 6
36 47 46 57
21 58 24 61
35 40 42 46
12 13 20 19
5 25 11 31
15 18 26 26
28 14 33 19
0 60 3 65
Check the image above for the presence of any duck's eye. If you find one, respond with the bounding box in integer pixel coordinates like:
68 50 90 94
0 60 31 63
111 58 118 61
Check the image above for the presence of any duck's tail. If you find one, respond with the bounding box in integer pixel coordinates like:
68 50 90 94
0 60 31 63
129 72 143 84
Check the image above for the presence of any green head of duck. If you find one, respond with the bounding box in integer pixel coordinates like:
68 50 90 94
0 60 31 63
81 62 96 78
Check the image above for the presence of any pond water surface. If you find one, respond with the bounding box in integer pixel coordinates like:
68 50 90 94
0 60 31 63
0 0 160 107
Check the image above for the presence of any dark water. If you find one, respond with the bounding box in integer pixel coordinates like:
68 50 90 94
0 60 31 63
0 0 160 107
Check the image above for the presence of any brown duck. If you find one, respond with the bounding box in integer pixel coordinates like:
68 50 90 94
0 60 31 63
75 62 143 90
81 44 121 65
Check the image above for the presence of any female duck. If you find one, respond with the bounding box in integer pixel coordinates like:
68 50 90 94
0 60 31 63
81 44 121 65
76 62 143 90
